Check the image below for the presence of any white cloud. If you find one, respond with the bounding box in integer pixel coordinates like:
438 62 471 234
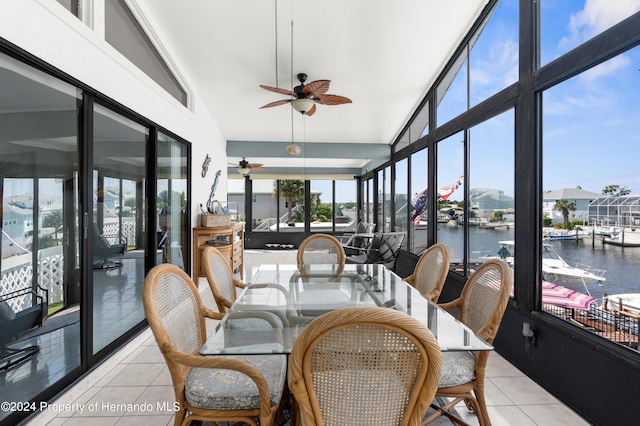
580 54 631 81
561 0 640 49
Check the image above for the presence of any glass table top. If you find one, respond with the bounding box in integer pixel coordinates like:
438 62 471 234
200 264 493 355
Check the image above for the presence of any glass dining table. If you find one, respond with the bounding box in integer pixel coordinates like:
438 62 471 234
200 263 493 355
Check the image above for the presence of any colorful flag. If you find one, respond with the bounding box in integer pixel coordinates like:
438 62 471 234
410 176 464 224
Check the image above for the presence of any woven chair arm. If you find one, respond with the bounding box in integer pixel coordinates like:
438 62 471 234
476 324 497 343
404 273 416 286
234 280 246 289
423 290 439 302
163 343 274 416
202 307 224 321
438 298 462 311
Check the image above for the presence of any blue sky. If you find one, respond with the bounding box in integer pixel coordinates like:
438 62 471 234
433 0 640 202
541 0 640 194
317 1 640 204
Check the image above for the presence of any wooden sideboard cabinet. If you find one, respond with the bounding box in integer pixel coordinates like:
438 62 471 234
192 223 245 280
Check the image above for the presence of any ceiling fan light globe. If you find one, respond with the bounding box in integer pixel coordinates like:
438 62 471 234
291 98 314 114
286 143 302 156
237 167 251 176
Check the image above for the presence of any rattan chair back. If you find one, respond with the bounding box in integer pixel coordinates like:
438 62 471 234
288 306 442 426
297 234 346 266
202 246 238 313
406 243 450 302
458 259 512 344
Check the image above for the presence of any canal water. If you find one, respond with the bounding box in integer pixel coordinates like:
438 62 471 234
431 225 640 301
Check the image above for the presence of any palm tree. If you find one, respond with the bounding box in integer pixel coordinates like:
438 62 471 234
277 180 304 222
43 209 63 244
553 199 576 226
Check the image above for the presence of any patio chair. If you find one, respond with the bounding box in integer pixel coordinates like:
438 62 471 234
202 246 288 347
345 231 406 270
92 222 126 269
0 286 48 371
423 259 512 426
405 243 450 303
288 306 442 426
338 221 375 255
143 263 287 426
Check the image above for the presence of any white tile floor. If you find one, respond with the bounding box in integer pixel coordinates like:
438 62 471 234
25 250 591 426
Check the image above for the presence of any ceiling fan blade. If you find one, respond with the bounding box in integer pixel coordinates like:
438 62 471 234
259 99 293 109
251 166 268 171
247 163 264 169
304 103 317 116
259 84 296 96
303 80 331 96
315 94 352 106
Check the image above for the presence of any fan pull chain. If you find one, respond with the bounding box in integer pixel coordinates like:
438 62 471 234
274 0 278 88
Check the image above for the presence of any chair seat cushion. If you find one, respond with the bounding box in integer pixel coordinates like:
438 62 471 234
438 351 476 388
185 354 286 410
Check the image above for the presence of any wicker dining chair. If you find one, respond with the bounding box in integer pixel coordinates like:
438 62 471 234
423 259 512 426
202 246 289 346
288 306 442 426
297 233 346 267
143 263 287 426
405 243 451 303
202 246 246 313
293 234 352 324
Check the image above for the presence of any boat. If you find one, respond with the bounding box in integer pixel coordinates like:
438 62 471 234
488 240 606 292
602 230 640 247
604 293 640 316
544 229 583 241
578 221 621 238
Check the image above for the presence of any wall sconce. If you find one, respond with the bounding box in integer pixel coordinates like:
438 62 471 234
522 322 536 346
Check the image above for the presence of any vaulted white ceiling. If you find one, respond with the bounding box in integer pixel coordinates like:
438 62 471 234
138 0 489 176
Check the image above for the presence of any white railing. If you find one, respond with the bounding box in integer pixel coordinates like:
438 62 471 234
1 246 65 310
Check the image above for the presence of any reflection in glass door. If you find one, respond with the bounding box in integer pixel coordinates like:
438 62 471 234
92 105 148 354
157 133 188 269
0 53 81 424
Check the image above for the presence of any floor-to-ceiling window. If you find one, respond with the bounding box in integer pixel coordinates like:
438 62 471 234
0 40 192 424
157 132 189 270
305 179 359 232
278 180 305 232
468 109 515 268
436 131 465 271
385 2 640 422
409 149 428 254
92 104 148 354
395 159 409 249
542 44 640 346
251 179 278 232
366 178 374 226
0 52 81 424
335 180 357 230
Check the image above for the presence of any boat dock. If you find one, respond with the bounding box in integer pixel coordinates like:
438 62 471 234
546 305 639 349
